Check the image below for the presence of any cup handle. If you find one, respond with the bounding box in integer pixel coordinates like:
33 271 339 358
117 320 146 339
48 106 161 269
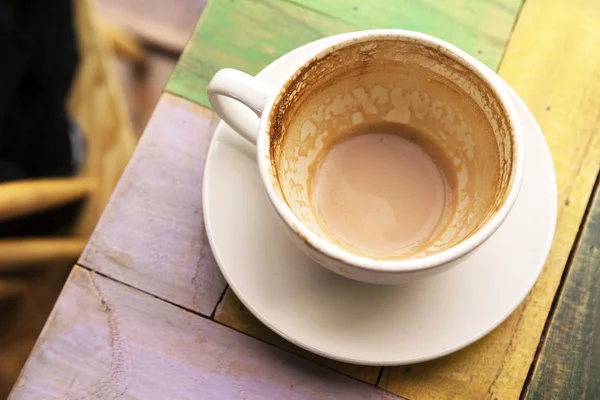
207 68 273 145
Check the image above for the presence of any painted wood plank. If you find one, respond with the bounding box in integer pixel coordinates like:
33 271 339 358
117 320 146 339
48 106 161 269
79 93 227 316
10 266 402 400
525 183 600 398
215 288 381 384
379 0 600 398
166 0 523 107
70 1 600 399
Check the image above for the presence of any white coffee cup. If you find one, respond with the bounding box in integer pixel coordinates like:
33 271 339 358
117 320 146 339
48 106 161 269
207 30 524 284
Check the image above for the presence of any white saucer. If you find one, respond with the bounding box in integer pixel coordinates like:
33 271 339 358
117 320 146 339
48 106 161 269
203 36 558 365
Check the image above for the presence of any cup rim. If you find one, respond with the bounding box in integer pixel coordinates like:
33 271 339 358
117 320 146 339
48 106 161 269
257 29 525 273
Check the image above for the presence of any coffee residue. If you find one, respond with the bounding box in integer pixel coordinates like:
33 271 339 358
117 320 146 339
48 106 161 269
309 123 457 258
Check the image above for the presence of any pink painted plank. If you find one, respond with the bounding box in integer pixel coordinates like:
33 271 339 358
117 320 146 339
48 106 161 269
10 267 402 400
79 94 226 316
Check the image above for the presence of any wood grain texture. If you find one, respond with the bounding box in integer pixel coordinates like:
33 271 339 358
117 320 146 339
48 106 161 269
166 0 522 107
79 93 227 316
215 288 381 384
47 1 599 398
525 182 600 399
380 0 600 398
10 266 402 400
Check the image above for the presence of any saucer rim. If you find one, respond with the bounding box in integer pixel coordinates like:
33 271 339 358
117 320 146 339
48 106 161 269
202 35 558 365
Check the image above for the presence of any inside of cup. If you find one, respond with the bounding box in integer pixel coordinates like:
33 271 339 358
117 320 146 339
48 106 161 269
266 36 516 260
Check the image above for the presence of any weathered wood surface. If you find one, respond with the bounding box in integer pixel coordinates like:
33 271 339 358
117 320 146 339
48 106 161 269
79 93 227 316
157 0 600 397
14 0 600 398
166 0 523 107
379 0 600 398
10 266 402 400
215 288 381 384
525 183 600 399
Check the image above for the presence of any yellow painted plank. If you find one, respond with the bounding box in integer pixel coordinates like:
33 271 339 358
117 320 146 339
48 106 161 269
379 0 600 398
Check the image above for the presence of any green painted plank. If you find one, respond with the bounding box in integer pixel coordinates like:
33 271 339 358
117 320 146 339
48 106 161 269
166 0 523 107
525 179 600 399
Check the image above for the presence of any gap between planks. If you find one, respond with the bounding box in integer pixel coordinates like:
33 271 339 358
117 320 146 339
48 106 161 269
75 263 387 389
520 170 600 398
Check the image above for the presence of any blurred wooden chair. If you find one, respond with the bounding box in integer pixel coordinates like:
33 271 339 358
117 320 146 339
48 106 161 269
0 0 141 300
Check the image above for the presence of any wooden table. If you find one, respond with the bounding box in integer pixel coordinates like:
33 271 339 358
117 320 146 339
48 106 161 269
10 0 600 398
